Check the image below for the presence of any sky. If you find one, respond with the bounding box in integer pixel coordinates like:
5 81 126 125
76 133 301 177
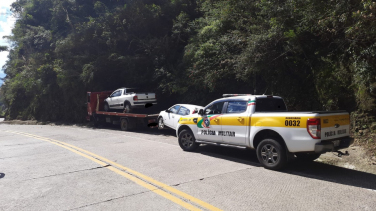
0 0 17 86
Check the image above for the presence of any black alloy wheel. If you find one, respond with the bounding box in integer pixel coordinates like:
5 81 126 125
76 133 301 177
256 138 288 170
178 129 199 152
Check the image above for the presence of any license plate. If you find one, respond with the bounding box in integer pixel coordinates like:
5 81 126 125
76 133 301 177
333 140 340 147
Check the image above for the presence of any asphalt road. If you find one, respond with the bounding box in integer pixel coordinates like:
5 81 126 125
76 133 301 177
1 124 376 211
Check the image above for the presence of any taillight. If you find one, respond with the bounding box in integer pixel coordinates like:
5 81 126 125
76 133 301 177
155 94 157 99
133 96 138 101
307 118 321 139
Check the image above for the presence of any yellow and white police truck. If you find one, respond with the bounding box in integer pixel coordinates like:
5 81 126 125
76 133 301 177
176 94 353 170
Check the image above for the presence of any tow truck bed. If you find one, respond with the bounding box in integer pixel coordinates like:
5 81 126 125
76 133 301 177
95 111 158 118
87 91 158 131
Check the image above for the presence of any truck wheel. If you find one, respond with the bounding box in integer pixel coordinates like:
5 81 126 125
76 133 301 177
104 102 110 112
120 118 129 131
91 115 99 127
256 138 287 170
295 153 321 162
124 102 132 113
178 129 199 152
158 117 164 129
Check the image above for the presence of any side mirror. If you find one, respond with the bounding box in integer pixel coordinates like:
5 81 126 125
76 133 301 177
198 109 204 115
165 109 170 113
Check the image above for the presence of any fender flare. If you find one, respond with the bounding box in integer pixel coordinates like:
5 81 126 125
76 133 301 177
252 128 288 151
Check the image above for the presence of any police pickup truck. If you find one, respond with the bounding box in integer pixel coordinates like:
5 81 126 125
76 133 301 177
176 94 353 170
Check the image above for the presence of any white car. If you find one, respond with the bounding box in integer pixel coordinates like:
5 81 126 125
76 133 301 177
158 104 204 130
104 88 157 112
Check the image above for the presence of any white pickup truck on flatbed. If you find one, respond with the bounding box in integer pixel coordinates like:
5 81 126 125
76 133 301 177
176 94 354 170
104 88 157 112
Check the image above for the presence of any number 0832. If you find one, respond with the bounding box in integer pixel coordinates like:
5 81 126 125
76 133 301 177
285 120 300 127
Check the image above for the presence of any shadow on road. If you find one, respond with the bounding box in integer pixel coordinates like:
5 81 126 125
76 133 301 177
130 128 177 137
86 125 376 190
0 173 5 179
90 124 177 137
195 144 376 191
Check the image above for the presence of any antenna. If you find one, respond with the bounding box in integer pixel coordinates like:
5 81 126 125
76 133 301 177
263 88 268 95
253 70 256 94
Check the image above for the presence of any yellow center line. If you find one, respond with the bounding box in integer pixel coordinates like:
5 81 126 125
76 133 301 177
5 130 222 211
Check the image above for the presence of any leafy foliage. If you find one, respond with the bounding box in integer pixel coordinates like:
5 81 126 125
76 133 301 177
2 0 198 121
1 0 376 122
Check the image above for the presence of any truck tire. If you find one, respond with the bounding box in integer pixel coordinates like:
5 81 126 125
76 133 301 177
256 138 288 170
120 118 129 131
178 129 199 152
124 102 132 113
91 115 99 127
295 153 321 162
158 117 164 129
104 102 110 112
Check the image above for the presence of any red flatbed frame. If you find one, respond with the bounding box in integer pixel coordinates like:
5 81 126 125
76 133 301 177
95 111 158 118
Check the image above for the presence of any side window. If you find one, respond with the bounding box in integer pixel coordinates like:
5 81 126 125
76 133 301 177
204 102 225 115
177 106 190 116
110 91 120 97
170 105 181 114
226 101 247 113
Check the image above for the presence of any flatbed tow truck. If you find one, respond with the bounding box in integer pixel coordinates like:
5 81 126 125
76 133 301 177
87 91 158 131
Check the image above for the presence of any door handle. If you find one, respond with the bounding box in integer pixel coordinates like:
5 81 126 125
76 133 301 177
237 117 244 121
214 119 219 122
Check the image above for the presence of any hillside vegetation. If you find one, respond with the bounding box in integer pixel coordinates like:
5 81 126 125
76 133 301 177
1 0 376 136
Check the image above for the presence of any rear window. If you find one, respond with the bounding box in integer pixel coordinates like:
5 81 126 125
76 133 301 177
255 98 287 112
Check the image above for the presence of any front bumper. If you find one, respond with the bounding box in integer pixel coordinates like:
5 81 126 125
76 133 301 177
314 137 354 154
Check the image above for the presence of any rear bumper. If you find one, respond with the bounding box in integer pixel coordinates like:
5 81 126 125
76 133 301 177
314 137 354 153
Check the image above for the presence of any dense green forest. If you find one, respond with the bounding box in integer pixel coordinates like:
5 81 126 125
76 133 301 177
1 0 376 124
